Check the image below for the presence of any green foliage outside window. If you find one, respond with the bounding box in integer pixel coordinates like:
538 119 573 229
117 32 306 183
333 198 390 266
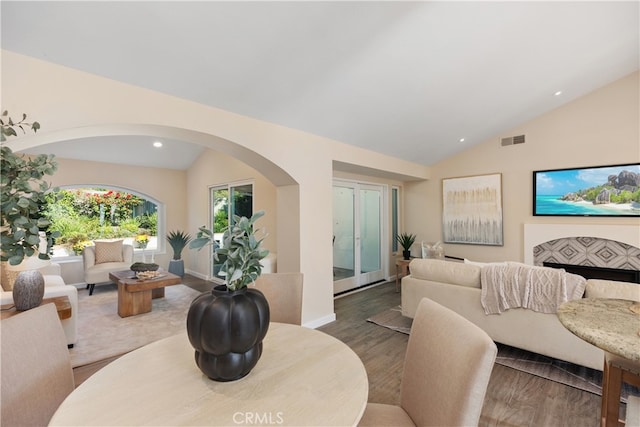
214 208 228 233
43 188 158 253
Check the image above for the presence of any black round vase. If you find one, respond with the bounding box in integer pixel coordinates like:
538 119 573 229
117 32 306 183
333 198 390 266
186 285 270 382
402 250 411 260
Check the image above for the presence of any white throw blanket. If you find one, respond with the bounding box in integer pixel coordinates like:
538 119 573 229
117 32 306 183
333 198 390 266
480 262 586 314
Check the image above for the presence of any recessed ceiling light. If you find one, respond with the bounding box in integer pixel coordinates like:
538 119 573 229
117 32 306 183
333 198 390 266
554 91 563 96
153 141 163 148
459 138 465 143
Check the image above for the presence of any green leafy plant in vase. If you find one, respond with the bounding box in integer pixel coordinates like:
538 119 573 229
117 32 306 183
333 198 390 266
186 211 271 381
0 111 58 309
1 111 59 267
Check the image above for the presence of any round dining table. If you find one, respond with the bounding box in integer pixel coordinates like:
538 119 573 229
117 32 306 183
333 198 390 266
557 297 640 427
557 298 640 362
49 323 368 426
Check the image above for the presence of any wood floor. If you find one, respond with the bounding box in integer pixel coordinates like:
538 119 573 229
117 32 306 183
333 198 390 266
73 275 605 426
319 282 604 427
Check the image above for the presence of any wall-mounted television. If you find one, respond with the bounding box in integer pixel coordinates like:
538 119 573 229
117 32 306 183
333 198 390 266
533 163 640 217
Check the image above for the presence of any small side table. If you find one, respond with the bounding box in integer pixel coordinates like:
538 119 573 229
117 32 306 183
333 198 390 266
0 296 72 320
395 258 412 292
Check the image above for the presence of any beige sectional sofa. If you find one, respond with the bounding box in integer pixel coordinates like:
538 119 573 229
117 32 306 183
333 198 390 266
401 258 640 371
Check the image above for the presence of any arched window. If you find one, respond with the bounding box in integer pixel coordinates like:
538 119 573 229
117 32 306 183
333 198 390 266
44 186 164 257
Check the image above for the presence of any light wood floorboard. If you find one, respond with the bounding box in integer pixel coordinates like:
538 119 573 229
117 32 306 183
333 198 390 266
73 276 605 426
318 281 603 427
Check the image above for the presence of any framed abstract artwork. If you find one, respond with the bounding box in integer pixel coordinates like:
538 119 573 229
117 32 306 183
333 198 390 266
442 173 503 245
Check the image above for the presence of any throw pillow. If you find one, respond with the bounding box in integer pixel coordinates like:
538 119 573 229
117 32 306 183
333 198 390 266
94 240 124 264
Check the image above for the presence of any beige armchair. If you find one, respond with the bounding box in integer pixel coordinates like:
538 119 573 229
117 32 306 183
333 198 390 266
83 240 134 295
359 297 497 427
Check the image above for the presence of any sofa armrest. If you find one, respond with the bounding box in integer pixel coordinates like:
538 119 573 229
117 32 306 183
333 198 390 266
1 290 14 305
83 246 96 269
123 244 134 263
38 262 61 276
585 279 640 302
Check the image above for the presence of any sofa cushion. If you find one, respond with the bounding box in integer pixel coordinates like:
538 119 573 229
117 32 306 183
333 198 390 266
464 259 507 268
409 259 481 288
43 275 66 288
586 279 640 302
94 240 124 264
84 261 132 284
1 261 62 291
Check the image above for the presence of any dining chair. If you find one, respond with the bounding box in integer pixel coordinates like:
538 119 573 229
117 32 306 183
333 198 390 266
252 273 303 325
1 303 75 427
358 297 497 427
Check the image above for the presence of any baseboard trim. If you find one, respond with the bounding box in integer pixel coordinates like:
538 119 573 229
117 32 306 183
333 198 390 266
303 313 336 329
334 280 389 299
185 269 208 280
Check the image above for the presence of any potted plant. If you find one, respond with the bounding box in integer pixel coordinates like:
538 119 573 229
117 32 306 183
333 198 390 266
0 111 59 308
1 111 59 267
186 210 270 381
166 230 191 277
396 232 416 260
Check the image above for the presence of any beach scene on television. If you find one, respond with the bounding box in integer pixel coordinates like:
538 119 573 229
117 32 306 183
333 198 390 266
534 164 640 216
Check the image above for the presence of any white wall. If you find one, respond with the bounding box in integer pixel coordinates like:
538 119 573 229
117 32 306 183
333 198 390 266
186 149 277 278
405 71 640 262
2 50 429 327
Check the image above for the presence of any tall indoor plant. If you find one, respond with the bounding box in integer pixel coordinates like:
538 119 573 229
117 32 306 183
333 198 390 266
1 111 59 266
166 229 191 277
186 211 270 381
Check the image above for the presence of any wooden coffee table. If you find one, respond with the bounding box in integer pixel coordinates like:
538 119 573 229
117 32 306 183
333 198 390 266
109 270 182 318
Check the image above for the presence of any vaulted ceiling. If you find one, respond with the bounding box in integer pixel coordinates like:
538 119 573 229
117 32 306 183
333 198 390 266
2 1 638 170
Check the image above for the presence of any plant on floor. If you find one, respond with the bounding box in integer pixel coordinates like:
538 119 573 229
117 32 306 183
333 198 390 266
166 230 192 260
190 210 269 291
1 111 60 265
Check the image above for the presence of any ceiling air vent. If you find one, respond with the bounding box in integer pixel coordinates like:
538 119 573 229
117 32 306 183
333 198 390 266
500 134 526 146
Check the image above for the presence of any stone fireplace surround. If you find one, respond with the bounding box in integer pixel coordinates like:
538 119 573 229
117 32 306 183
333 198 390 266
524 224 640 272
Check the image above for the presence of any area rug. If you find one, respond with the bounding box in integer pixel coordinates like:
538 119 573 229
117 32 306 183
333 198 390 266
69 283 202 368
367 306 639 402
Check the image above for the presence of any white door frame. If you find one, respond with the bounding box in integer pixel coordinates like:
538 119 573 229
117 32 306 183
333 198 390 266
333 179 387 294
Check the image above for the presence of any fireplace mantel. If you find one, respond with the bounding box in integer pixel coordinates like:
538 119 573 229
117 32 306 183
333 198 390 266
523 224 640 266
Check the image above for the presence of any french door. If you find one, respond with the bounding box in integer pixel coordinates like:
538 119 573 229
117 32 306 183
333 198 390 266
209 182 253 282
333 181 385 294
